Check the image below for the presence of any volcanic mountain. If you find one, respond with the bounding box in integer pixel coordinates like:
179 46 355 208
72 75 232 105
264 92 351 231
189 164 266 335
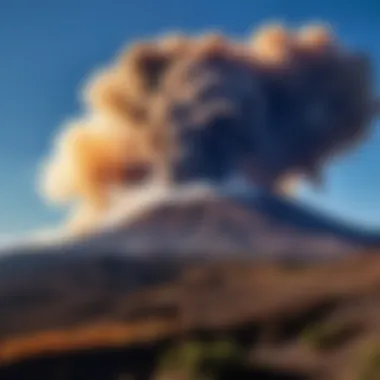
1 24 380 379
2 185 380 380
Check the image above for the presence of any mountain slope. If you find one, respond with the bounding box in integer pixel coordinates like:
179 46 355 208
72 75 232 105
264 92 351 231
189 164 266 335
1 187 380 378
42 186 379 259
0 187 379 340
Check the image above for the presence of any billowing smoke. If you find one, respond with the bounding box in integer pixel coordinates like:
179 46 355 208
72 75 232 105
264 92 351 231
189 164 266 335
40 22 378 235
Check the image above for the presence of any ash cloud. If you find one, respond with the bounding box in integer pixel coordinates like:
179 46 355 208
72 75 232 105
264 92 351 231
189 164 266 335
40 22 379 235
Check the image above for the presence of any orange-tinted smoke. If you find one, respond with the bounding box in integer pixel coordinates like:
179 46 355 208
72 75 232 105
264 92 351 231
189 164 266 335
40 22 378 235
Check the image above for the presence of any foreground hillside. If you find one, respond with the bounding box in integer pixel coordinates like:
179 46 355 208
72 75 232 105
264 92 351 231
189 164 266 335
2 253 380 379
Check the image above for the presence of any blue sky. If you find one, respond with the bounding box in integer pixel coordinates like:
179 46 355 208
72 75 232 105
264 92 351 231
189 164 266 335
0 0 379 235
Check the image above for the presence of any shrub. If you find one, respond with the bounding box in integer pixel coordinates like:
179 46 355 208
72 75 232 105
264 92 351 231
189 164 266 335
359 343 380 380
302 320 357 350
157 339 245 380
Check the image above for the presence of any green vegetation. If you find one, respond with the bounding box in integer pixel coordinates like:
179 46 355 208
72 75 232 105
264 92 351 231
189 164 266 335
157 339 245 380
359 344 380 380
302 320 356 350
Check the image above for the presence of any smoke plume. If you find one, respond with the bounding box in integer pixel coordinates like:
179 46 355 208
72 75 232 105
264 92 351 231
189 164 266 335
40 22 378 235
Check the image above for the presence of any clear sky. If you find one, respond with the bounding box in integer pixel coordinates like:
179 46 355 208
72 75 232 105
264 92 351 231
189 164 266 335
0 0 379 236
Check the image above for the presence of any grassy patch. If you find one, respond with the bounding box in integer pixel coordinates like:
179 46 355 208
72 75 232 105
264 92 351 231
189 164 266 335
359 343 380 380
302 320 357 350
157 339 245 380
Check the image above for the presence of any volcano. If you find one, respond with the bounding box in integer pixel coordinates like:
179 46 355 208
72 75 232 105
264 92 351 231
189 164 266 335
1 23 380 380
